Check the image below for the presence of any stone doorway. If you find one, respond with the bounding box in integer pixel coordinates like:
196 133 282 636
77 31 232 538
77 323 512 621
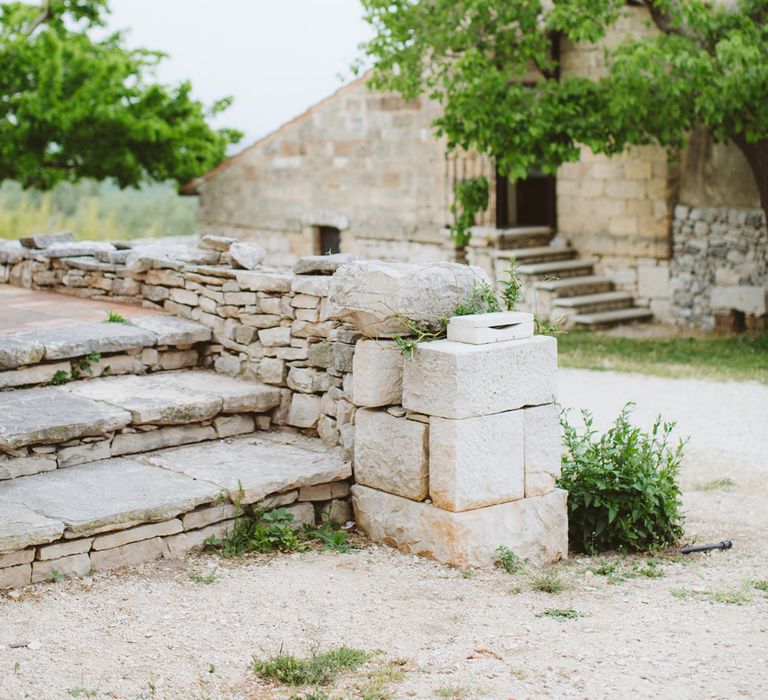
495 169 557 230
316 225 341 255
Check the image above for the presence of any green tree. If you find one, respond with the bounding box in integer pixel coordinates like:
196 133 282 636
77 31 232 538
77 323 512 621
0 0 241 189
358 0 768 246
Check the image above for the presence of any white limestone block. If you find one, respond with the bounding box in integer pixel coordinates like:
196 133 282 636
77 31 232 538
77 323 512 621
352 485 568 567
402 336 556 419
327 260 491 338
31 553 91 583
429 410 524 512
350 339 404 407
287 394 321 428
447 311 534 345
524 404 562 497
354 409 428 501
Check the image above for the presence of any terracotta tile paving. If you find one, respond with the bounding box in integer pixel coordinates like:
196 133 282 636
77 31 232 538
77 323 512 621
0 286 160 333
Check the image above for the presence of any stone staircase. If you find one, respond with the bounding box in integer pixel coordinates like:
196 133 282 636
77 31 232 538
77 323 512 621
492 226 653 329
0 316 352 588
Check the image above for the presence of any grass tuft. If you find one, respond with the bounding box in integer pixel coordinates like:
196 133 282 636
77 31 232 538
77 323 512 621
535 608 584 620
530 571 566 594
253 646 368 687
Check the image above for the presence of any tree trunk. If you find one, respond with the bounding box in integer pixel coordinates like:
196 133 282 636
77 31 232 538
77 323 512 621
732 135 768 219
454 243 468 265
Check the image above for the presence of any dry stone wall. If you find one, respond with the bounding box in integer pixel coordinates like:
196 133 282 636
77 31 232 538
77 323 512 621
669 206 768 330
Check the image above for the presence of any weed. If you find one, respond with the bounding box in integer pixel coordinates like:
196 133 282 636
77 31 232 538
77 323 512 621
495 546 525 575
507 586 523 595
530 571 565 594
632 558 665 578
670 588 697 600
72 351 101 379
752 580 768 594
307 523 352 553
105 310 129 324
460 568 476 579
535 608 584 620
558 403 685 554
434 685 473 698
500 259 522 311
189 570 217 585
695 477 737 492
355 657 407 699
50 369 70 386
67 689 97 698
711 590 752 605
207 506 304 557
50 569 65 583
208 663 216 673
253 646 368 686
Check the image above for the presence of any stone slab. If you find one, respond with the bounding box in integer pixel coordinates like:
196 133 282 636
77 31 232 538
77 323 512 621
0 335 44 370
354 409 428 501
0 502 65 554
294 253 361 275
19 231 75 249
154 370 282 413
90 537 165 571
145 435 350 504
0 387 131 450
402 336 557 420
447 312 534 345
62 374 222 425
0 454 57 480
0 563 31 588
16 323 156 360
92 519 183 550
0 459 220 538
37 538 93 561
0 548 34 568
111 424 216 456
429 410 525 512
350 339 404 407
0 360 71 389
352 485 568 567
131 316 212 345
31 553 91 583
524 404 562 497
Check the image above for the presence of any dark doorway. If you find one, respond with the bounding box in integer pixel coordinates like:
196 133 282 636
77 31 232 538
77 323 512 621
316 226 341 255
496 170 557 229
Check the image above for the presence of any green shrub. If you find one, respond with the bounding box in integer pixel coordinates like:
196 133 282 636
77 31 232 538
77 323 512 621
558 404 685 554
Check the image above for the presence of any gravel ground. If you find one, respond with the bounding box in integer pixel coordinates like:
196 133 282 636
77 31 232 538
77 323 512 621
1 369 767 700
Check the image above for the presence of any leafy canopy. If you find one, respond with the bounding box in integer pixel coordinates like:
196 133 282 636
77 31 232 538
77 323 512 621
0 0 241 188
358 0 768 212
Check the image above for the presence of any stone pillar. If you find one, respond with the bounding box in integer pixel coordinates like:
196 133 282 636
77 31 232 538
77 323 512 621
350 311 568 567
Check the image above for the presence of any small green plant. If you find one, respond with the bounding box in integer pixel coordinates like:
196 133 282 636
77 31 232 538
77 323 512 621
105 310 129 324
495 546 525 574
530 571 566 594
50 569 65 583
434 685 473 698
450 176 489 261
307 523 352 553
189 569 218 585
711 590 751 605
460 568 476 579
753 580 768 594
695 477 737 492
253 646 368 687
535 608 584 620
393 279 501 358
558 403 686 554
72 351 101 379
534 315 565 336
67 689 97 698
205 505 304 557
500 259 522 311
50 369 70 386
632 558 665 578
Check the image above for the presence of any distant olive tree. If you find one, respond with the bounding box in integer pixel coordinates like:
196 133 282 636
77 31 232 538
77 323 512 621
0 0 241 189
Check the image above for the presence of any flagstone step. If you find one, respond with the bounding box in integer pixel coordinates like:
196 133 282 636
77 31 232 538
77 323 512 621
0 316 211 390
0 371 283 479
0 433 352 587
572 307 654 329
496 227 553 249
516 258 597 281
495 246 576 265
553 291 635 313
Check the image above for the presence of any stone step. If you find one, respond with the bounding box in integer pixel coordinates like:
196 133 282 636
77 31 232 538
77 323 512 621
553 291 635 314
572 307 654 329
0 433 352 587
496 227 553 250
534 274 615 298
495 246 576 265
0 370 282 479
516 259 596 281
0 316 211 390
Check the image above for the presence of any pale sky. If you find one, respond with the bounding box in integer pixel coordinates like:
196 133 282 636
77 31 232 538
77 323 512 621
108 0 372 151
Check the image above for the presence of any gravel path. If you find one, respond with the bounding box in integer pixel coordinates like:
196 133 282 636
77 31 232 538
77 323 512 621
1 369 767 699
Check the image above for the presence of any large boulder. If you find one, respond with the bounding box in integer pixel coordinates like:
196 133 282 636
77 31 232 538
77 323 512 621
327 261 491 338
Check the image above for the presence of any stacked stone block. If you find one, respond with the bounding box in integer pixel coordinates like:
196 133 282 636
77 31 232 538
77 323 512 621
351 332 567 567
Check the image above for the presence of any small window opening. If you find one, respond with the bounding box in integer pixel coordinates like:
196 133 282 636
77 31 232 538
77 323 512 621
316 226 341 255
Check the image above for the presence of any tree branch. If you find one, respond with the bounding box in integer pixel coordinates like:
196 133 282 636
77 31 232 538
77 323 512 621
25 1 53 37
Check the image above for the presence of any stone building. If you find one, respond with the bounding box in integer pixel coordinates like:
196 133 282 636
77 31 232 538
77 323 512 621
184 6 766 330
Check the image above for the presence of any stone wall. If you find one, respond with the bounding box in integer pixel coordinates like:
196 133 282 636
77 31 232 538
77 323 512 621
669 206 768 329
190 77 451 267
